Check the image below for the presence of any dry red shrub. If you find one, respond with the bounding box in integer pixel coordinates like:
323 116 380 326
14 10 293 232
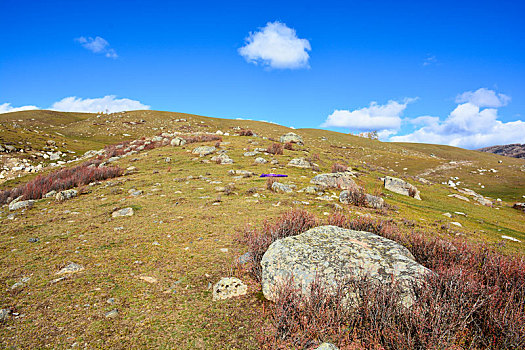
267 143 284 155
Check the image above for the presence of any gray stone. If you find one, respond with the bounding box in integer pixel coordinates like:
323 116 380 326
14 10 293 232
28 237 39 243
384 176 421 200
288 158 313 168
9 199 35 211
315 343 339 350
171 137 187 146
107 156 120 163
192 146 216 156
0 309 9 323
44 190 57 198
105 309 119 318
272 182 293 193
57 263 84 275
365 193 384 209
211 153 233 164
261 225 430 308
212 277 248 300
254 157 267 164
55 189 78 201
280 132 304 145
311 172 358 190
228 169 253 177
237 252 252 264
243 151 259 157
112 207 134 217
303 186 318 195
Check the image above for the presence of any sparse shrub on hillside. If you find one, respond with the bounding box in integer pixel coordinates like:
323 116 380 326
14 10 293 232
239 209 319 280
239 129 254 136
408 186 418 198
267 143 283 155
266 177 276 191
311 153 320 161
182 134 222 144
283 142 294 150
0 161 123 204
331 163 348 173
245 210 525 349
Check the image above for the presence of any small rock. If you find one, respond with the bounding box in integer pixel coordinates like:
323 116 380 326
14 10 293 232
105 309 118 318
212 277 248 301
501 235 521 242
450 222 462 227
9 199 35 211
315 343 339 350
138 276 158 284
112 207 134 217
57 263 84 275
0 309 9 323
237 252 252 264
271 182 293 193
254 157 267 164
288 158 313 168
28 237 39 243
56 189 78 201
170 137 187 146
442 212 452 218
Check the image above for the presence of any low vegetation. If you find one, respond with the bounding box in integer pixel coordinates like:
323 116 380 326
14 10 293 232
242 210 525 349
266 142 284 155
0 160 123 204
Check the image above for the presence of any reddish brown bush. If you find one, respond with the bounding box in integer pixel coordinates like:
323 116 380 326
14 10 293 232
283 142 294 150
266 177 276 191
182 134 222 144
248 211 525 349
331 163 348 173
266 143 284 155
239 209 319 280
0 161 123 204
239 129 254 136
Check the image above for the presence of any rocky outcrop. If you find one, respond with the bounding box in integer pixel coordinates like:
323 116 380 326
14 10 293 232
56 189 78 201
478 143 525 159
310 172 358 190
384 176 421 200
9 199 35 211
280 132 304 145
272 182 293 193
261 225 430 308
170 137 186 146
211 153 233 164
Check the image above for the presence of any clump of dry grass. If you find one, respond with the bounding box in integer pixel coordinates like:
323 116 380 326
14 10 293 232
239 129 254 136
331 163 348 173
283 142 294 150
267 143 283 155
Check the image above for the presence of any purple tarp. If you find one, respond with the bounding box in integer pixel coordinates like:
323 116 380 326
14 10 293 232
260 174 288 178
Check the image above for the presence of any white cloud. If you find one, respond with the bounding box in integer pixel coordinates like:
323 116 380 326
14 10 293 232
409 115 440 126
391 100 525 149
50 96 149 113
76 36 118 59
455 88 510 108
0 103 39 114
238 21 311 69
321 98 416 137
423 55 437 66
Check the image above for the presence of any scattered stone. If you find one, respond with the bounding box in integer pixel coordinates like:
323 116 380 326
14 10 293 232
55 189 78 201
165 157 172 163
450 222 462 227
449 194 470 202
220 248 229 253
107 298 115 304
211 153 233 164
112 207 134 217
288 158 313 168
192 146 216 156
138 276 158 284
280 132 304 145
512 203 525 212
9 199 35 211
237 252 252 264
105 309 119 318
228 169 253 177
261 225 430 308
44 190 57 198
311 172 357 190
212 277 248 301
364 193 384 209
384 176 421 200
501 235 521 242
57 263 84 275
243 151 259 157
28 237 39 243
170 137 187 146
0 309 9 323
271 182 293 193
442 212 452 218
315 343 339 350
303 186 318 195
254 157 267 164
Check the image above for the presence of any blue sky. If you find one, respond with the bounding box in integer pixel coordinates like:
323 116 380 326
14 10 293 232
1 0 524 149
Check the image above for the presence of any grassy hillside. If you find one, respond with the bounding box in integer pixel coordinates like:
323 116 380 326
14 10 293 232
1 110 524 348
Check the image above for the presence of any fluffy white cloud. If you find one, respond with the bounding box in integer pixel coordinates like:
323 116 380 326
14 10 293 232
76 36 118 59
409 115 440 126
0 103 39 114
391 101 525 149
455 88 510 108
422 55 437 66
238 21 311 69
321 98 416 136
50 96 149 113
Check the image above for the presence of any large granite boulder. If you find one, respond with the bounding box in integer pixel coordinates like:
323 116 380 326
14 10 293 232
310 172 358 190
261 225 430 308
384 176 421 200
280 132 304 145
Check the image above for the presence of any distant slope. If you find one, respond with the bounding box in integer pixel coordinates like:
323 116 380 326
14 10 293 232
478 143 525 159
